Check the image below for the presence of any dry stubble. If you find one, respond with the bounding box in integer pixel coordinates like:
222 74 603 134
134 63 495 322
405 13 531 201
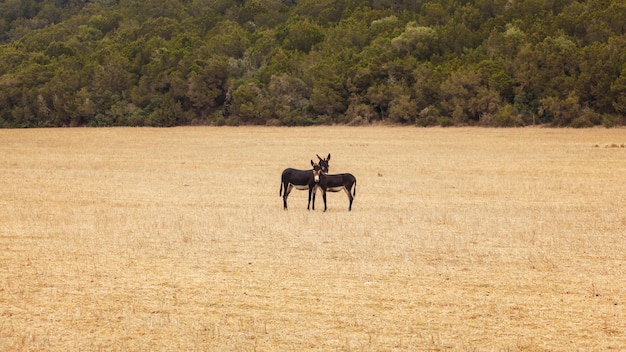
0 127 625 351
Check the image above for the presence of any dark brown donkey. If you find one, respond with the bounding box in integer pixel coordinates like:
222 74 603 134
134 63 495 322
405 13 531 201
280 154 330 210
311 160 357 211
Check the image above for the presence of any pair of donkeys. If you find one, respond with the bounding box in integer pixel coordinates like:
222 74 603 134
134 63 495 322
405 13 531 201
280 153 357 211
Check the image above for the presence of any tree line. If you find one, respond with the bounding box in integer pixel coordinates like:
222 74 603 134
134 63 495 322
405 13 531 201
1 0 625 128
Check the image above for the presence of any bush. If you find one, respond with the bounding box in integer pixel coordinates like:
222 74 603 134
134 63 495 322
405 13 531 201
437 116 454 127
493 104 524 127
602 114 626 128
345 102 377 124
540 94 582 127
127 109 147 126
89 113 115 127
416 106 440 127
570 116 594 128
265 118 281 126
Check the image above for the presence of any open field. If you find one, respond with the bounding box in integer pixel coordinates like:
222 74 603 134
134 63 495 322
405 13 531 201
1 126 625 351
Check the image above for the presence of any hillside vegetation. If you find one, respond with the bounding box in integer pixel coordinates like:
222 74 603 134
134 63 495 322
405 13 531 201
1 0 625 127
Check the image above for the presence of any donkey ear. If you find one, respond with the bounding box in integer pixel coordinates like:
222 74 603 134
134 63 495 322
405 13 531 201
311 160 315 166
327 153 331 160
316 154 323 161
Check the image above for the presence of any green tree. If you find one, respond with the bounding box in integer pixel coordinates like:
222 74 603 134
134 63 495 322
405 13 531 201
206 20 249 58
539 93 582 127
268 74 310 124
611 66 626 115
186 57 228 119
388 94 417 123
229 82 268 125
307 61 347 122
391 22 438 60
279 17 325 53
439 69 485 124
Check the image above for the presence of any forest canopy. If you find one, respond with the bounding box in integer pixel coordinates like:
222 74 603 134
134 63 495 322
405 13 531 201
1 0 625 127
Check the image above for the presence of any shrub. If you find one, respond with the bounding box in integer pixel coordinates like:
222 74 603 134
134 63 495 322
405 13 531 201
570 116 594 128
437 116 454 127
602 114 626 128
416 106 440 127
493 104 524 127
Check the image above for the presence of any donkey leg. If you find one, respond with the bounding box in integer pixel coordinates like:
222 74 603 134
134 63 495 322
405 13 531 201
307 186 313 210
344 187 354 211
283 184 293 210
322 190 328 212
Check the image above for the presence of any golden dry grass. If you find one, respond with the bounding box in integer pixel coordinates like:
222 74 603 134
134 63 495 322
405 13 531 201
1 126 625 351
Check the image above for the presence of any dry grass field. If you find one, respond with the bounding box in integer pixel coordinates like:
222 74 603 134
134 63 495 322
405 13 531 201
1 126 625 351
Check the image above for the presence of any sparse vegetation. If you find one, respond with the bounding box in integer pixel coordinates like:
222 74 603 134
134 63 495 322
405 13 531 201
1 127 625 350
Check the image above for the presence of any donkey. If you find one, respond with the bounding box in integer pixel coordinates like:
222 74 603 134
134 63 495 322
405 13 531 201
280 154 330 210
311 160 357 211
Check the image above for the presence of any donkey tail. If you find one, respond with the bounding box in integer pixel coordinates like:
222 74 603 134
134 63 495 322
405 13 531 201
280 181 283 196
353 180 357 197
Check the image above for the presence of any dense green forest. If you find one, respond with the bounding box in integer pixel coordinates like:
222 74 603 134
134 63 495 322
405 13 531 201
1 0 625 127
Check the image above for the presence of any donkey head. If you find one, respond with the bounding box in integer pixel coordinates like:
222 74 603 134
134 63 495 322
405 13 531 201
316 153 331 173
310 160 322 183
